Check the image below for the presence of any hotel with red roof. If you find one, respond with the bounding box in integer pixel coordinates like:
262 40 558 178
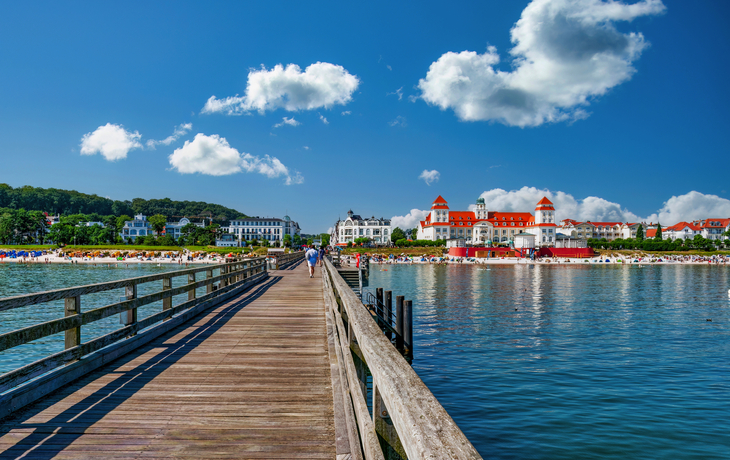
416 195 558 245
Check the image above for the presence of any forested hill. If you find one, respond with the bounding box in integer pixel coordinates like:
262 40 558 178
0 184 247 221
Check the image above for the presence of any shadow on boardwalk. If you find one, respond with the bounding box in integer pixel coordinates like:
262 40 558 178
0 276 282 460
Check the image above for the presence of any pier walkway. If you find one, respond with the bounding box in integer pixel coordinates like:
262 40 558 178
0 264 335 459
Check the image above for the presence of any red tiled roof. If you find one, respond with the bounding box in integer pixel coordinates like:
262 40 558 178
646 229 657 238
432 195 448 204
588 222 622 227
536 197 553 205
665 222 701 232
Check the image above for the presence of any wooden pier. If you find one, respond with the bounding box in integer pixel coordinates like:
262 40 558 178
0 255 480 459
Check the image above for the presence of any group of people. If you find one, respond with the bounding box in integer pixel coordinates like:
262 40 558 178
304 245 326 278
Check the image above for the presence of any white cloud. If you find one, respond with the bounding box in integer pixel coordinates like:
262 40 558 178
388 87 403 101
319 114 329 125
169 133 303 184
80 123 142 161
341 111 351 116
303 146 310 150
389 116 407 127
418 0 665 127
391 209 431 230
644 191 730 224
201 62 359 115
273 117 301 128
473 187 730 225
419 169 440 185
146 123 192 149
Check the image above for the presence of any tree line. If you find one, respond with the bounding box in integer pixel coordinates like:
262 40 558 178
588 224 730 251
0 184 247 222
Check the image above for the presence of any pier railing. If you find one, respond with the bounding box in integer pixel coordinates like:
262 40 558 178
0 257 267 419
274 250 304 269
322 257 480 459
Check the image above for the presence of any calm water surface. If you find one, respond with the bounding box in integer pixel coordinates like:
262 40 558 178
0 263 218 375
365 264 730 459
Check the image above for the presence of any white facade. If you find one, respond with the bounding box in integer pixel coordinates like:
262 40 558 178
121 214 153 241
514 232 536 249
334 210 391 245
165 217 204 240
225 215 301 247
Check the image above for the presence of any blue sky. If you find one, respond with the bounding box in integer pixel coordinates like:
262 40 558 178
1 0 729 233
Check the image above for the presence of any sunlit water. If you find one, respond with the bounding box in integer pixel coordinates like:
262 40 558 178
365 263 730 459
0 262 219 376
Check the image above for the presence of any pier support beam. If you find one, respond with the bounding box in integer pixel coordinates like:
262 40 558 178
64 295 80 350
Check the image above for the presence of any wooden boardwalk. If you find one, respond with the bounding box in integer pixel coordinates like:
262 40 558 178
0 262 336 459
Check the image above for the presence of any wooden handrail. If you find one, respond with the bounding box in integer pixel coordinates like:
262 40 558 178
323 257 481 459
0 258 267 394
0 259 263 312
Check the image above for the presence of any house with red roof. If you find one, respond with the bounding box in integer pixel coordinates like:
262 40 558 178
416 195 558 246
692 218 730 241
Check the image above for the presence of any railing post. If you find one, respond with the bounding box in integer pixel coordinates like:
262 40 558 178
376 287 383 318
373 380 406 458
384 290 393 341
64 295 81 350
122 283 137 336
188 273 196 300
206 269 213 294
396 295 404 353
162 276 172 315
404 300 413 361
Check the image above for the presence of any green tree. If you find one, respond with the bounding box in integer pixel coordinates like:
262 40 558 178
116 215 132 234
283 234 292 247
655 224 663 240
293 234 302 246
148 214 167 236
390 227 406 243
319 233 330 246
410 228 417 239
636 224 644 241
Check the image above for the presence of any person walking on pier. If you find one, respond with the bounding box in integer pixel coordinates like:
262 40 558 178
305 246 318 278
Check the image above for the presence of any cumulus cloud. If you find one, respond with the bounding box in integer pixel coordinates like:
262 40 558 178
169 133 302 184
391 209 431 230
418 0 665 126
273 117 301 128
146 123 192 149
319 114 329 125
644 192 730 224
201 62 359 115
389 116 407 127
341 110 351 116
419 169 440 185
472 187 730 224
80 123 142 161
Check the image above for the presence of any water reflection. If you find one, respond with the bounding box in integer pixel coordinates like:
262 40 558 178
364 264 730 459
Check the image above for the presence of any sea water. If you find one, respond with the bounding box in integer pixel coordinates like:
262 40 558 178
364 263 730 459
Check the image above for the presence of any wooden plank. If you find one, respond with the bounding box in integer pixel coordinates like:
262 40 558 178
0 264 335 458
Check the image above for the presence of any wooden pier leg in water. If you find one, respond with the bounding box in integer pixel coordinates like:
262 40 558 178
188 273 196 300
162 276 172 317
404 300 413 361
385 290 393 341
373 381 406 459
206 269 213 294
64 296 80 350
396 295 404 353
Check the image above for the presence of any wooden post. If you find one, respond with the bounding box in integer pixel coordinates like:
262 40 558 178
384 290 393 341
396 295 404 353
404 300 413 361
162 276 172 314
373 380 406 458
64 296 81 349
206 269 213 294
376 288 383 324
188 273 196 300
122 283 137 335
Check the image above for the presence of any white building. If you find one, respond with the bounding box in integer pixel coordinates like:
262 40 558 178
333 210 391 246
121 214 153 242
224 215 301 247
164 217 204 241
416 196 558 246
